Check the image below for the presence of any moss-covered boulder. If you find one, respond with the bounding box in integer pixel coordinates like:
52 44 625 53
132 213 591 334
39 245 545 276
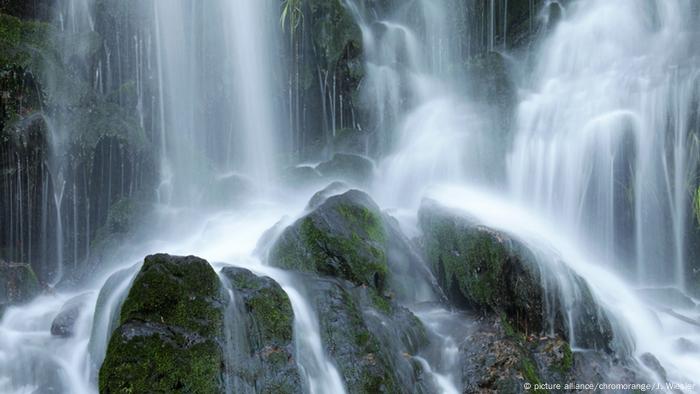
269 189 389 292
99 254 225 393
316 153 375 185
220 267 301 394
269 188 438 303
302 274 429 394
419 199 545 329
418 199 614 351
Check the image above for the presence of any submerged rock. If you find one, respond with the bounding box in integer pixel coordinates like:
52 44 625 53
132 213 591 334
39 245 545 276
280 165 323 188
50 293 90 337
0 260 40 309
315 153 375 185
220 267 300 394
202 173 255 207
418 199 615 351
99 254 226 393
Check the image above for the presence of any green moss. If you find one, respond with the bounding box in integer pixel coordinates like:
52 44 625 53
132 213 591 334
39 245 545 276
559 342 573 373
100 255 225 393
370 290 392 315
306 0 362 70
521 358 547 393
99 325 222 394
0 13 51 68
694 185 700 227
337 203 385 243
246 285 294 344
272 202 388 291
424 214 507 307
118 255 222 337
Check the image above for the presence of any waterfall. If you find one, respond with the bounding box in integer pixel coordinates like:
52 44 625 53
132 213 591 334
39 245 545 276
508 0 700 289
2 0 700 392
153 0 280 206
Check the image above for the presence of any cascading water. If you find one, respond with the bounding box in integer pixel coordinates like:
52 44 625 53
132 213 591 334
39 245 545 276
508 0 700 289
2 0 700 393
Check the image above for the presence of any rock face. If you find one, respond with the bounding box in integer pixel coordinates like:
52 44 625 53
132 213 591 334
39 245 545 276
418 199 615 350
283 0 365 160
302 274 429 394
99 254 226 393
0 260 40 310
220 267 300 394
269 189 389 292
458 315 642 394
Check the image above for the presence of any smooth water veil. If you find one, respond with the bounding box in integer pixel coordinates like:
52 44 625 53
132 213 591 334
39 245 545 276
1 0 699 393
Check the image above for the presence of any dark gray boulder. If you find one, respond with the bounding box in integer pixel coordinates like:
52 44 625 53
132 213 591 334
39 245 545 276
51 293 91 337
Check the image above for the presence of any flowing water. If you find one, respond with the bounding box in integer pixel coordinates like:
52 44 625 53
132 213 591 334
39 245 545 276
1 0 700 393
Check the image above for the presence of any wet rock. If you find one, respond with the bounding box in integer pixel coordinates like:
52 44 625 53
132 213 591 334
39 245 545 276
99 254 225 393
306 181 350 211
269 190 389 292
0 260 40 308
418 199 614 351
640 352 668 382
303 274 429 394
419 200 544 327
269 189 437 303
332 128 370 155
315 153 375 185
220 267 300 394
50 293 90 338
280 165 323 188
460 317 546 393
673 337 700 354
459 316 640 394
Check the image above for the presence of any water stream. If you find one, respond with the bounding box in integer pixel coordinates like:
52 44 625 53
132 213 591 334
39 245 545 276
1 0 699 393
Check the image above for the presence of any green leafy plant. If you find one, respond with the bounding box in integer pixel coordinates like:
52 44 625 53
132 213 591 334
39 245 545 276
280 0 303 38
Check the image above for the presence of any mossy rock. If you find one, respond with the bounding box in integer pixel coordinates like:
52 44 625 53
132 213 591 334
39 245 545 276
220 266 301 394
0 260 40 306
99 254 225 393
0 13 52 69
269 189 388 292
418 199 615 351
419 199 544 331
305 0 362 72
